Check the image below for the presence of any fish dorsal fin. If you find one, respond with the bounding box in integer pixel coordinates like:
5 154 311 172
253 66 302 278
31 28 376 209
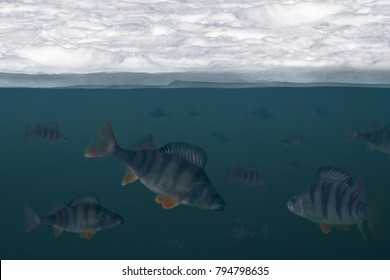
314 166 352 186
128 135 156 150
121 166 138 185
158 142 207 169
68 193 99 207
42 122 58 129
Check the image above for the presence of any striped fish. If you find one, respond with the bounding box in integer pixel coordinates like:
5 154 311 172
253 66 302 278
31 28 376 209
227 165 267 187
25 122 66 143
345 123 390 158
24 193 124 240
287 166 384 240
280 132 310 148
84 121 225 211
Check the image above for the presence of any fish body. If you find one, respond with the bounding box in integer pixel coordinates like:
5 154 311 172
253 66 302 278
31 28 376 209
25 122 66 143
287 166 383 239
347 123 390 158
227 165 267 187
85 121 225 211
24 193 124 239
281 132 309 148
149 107 171 118
248 107 274 120
312 105 329 119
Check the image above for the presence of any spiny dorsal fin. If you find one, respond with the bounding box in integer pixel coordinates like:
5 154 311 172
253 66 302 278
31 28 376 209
128 135 155 150
314 166 352 186
68 193 99 207
158 142 207 169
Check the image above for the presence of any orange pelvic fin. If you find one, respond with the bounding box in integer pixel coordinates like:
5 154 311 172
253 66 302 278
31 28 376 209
155 195 180 209
80 230 96 240
121 166 138 185
319 224 332 234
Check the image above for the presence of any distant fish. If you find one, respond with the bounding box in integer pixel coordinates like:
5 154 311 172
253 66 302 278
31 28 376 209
24 193 124 240
149 107 171 118
209 131 228 143
25 122 66 143
227 165 267 187
345 122 390 159
247 107 274 120
287 166 384 240
84 121 225 211
280 132 310 148
223 219 268 239
312 105 329 119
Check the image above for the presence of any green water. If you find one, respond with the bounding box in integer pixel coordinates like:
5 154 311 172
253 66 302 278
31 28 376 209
1 87 389 259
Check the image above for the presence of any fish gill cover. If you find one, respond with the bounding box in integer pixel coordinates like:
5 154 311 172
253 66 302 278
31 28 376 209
0 0 390 88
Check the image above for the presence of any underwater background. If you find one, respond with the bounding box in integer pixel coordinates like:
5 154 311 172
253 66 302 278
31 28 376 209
1 86 389 260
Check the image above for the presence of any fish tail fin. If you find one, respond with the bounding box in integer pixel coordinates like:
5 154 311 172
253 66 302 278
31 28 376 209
343 121 358 142
24 204 41 233
84 121 119 158
367 190 385 241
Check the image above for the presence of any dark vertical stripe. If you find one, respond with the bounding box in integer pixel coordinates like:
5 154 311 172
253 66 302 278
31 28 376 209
153 155 172 185
72 207 78 230
138 151 155 177
137 150 149 174
335 185 348 221
309 183 316 208
171 160 190 189
320 182 332 219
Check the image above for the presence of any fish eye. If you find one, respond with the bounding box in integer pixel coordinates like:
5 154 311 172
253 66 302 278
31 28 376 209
291 197 297 204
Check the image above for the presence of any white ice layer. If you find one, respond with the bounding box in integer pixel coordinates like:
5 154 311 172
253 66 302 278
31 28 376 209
1 0 390 86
